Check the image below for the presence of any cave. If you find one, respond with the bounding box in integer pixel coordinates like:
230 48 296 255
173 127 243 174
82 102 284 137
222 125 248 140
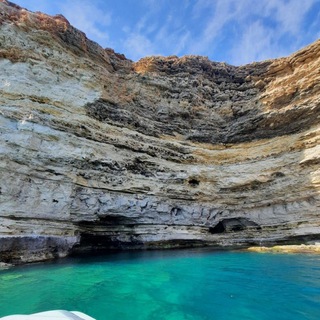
188 178 200 187
209 218 260 234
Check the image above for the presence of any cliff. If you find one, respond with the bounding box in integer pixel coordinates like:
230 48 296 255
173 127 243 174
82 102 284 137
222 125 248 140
0 0 319 263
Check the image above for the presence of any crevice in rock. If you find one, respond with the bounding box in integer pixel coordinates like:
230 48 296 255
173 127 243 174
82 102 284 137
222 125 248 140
188 178 200 187
209 218 261 234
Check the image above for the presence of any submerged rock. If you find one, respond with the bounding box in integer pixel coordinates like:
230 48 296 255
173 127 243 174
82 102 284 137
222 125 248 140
0 0 319 263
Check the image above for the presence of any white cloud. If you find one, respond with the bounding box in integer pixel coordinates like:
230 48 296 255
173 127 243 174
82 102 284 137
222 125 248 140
190 0 319 65
58 0 111 46
190 0 241 54
121 10 161 60
230 22 278 65
123 33 160 60
265 0 315 35
9 0 320 64
231 0 319 64
122 6 190 60
173 30 191 55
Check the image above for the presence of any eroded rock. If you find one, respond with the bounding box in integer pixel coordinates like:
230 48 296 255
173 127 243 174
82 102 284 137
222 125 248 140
0 1 319 263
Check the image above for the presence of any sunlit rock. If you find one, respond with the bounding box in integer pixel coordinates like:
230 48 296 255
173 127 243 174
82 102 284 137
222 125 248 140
0 0 319 263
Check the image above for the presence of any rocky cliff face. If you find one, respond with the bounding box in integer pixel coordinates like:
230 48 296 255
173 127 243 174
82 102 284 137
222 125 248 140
0 0 319 263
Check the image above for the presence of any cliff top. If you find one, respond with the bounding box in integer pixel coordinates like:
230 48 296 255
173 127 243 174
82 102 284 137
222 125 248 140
1 0 319 72
0 0 319 144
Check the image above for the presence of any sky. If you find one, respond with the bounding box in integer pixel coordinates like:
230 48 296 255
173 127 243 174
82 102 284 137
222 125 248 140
11 0 320 65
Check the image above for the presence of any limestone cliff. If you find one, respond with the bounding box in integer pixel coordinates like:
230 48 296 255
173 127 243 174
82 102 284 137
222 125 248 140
0 0 319 263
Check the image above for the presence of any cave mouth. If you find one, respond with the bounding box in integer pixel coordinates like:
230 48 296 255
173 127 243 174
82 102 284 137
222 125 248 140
188 178 200 187
209 218 260 234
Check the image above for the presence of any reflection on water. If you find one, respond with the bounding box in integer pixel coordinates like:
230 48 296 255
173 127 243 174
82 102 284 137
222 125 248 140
0 249 320 320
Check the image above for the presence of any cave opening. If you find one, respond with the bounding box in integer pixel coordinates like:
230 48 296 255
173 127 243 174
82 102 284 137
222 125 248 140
209 218 260 234
188 178 200 187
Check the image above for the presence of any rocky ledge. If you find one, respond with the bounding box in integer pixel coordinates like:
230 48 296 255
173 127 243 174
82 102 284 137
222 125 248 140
0 0 319 263
247 243 320 254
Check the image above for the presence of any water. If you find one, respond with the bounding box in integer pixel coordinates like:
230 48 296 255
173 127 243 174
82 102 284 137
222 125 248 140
0 249 320 320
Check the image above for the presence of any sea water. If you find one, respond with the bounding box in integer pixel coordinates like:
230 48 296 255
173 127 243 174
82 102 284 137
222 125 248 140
0 249 320 320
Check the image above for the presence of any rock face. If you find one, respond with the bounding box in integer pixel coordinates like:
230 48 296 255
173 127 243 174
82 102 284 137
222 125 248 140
0 0 319 263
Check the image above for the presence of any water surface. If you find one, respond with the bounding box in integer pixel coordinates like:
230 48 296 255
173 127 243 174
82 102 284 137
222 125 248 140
0 249 320 319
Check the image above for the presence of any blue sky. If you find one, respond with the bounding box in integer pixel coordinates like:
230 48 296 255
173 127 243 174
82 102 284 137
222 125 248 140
12 0 320 65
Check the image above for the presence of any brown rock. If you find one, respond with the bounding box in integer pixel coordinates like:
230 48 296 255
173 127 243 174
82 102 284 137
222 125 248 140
0 1 319 263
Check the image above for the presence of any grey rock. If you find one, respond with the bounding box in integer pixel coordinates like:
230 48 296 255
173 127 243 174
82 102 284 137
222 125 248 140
0 1 319 263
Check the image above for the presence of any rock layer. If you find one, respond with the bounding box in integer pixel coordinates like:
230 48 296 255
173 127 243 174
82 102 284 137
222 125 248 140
0 0 319 263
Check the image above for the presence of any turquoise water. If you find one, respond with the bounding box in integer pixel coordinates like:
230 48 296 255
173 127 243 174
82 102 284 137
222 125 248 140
0 249 320 320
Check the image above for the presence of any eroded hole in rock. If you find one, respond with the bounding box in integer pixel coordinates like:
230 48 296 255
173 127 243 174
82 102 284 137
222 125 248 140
74 234 144 253
188 178 200 187
209 221 225 234
171 207 183 216
209 218 260 234
272 171 285 178
74 216 143 254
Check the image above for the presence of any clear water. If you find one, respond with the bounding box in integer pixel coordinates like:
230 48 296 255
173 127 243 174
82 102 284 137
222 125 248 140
0 249 320 320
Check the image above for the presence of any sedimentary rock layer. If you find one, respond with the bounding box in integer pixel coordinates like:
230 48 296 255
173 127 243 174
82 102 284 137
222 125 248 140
0 0 319 263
